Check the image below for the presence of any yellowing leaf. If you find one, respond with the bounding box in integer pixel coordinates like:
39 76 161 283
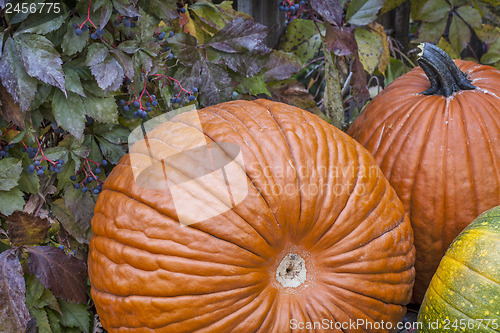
355 24 388 74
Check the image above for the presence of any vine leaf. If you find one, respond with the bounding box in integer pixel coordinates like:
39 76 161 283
15 10 69 35
61 19 89 56
0 81 25 128
52 90 86 142
27 246 87 304
0 188 25 216
263 51 301 81
58 299 90 332
83 95 118 124
5 212 50 246
278 19 323 63
207 17 270 54
84 43 109 67
0 157 23 191
0 249 31 333
199 61 232 106
346 0 384 26
0 37 38 112
91 56 124 92
15 34 66 95
310 0 342 25
64 67 86 97
169 33 201 66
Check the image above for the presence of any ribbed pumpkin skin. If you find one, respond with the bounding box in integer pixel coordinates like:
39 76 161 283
417 205 500 332
88 99 415 332
348 60 500 303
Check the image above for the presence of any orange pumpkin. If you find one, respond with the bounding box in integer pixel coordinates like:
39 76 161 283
348 43 500 303
88 99 415 332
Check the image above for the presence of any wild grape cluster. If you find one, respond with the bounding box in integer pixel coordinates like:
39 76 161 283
119 94 159 119
0 143 13 159
70 159 108 195
278 0 311 22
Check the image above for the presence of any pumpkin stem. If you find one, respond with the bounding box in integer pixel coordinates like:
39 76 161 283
417 43 476 97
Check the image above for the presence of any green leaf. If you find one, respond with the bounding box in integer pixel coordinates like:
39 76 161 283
111 0 140 17
15 34 66 94
34 289 61 314
18 169 40 194
110 49 134 78
82 95 118 124
29 307 51 333
381 0 407 14
449 15 471 55
234 73 270 96
25 274 45 309
50 197 92 245
42 146 69 162
415 0 450 22
56 159 76 191
355 27 385 74
346 0 384 26
140 0 178 20
9 130 27 144
61 19 89 56
30 84 53 110
90 56 124 92
117 40 141 54
0 188 25 215
278 19 323 63
0 37 38 111
456 6 482 28
64 67 85 97
46 309 62 333
58 300 90 332
95 136 126 164
436 37 460 59
99 1 113 28
416 20 446 43
169 33 201 66
84 43 108 66
0 157 23 191
52 90 86 142
15 8 68 35
190 1 237 31
94 123 129 144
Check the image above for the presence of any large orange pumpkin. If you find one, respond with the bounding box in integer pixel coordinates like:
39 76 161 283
348 43 500 303
88 99 415 332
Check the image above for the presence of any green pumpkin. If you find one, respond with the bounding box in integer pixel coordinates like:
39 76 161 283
418 205 500 332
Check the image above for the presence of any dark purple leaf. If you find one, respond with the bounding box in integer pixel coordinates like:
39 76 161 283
15 34 66 95
27 246 87 304
0 38 38 112
207 17 271 54
351 55 370 107
264 51 302 81
90 56 124 91
0 82 25 127
310 0 343 25
169 33 201 66
110 49 134 78
172 61 202 93
0 249 30 333
199 61 232 106
6 212 50 246
219 52 266 77
112 0 140 17
324 24 357 56
141 0 178 20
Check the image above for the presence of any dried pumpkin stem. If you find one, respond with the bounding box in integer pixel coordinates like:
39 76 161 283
417 43 475 97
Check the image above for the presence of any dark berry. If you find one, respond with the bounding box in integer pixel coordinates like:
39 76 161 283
82 187 88 193
101 160 108 166
125 79 131 85
130 22 136 28
75 28 83 36
82 25 89 32
145 102 151 107
133 111 139 117
72 23 78 29
58 245 65 249
147 107 152 112
119 100 125 106
37 169 44 176
50 165 55 172
114 20 121 26
188 95 196 101
93 189 100 194
170 97 176 104
167 53 174 60
140 111 147 119
180 7 186 13
41 166 46 171
279 5 285 11
87 176 94 182
95 168 101 174
295 4 300 9
300 0 305 4
123 105 130 111
28 165 35 173
70 175 76 181
91 33 98 39
133 101 140 108
168 31 174 37
123 19 131 27
152 100 158 106
34 160 40 166
133 16 139 21
0 151 5 158
175 97 182 104
158 32 166 40
192 87 198 93
151 94 156 100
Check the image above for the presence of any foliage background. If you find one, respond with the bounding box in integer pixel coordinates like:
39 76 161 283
0 0 499 332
